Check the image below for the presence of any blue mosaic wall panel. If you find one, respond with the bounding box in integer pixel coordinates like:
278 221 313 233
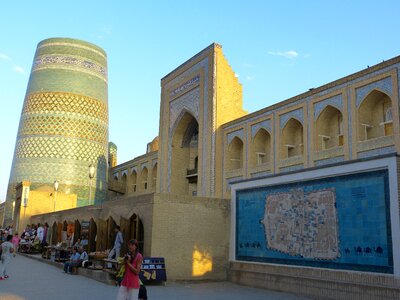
236 170 393 273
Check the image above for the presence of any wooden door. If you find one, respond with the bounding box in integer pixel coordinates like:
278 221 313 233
96 219 107 251
73 220 81 245
51 222 58 245
89 218 97 252
120 217 130 255
57 222 63 243
107 217 117 250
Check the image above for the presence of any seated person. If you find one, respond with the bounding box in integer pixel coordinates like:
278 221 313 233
32 236 41 252
78 246 88 265
64 248 80 273
74 239 82 248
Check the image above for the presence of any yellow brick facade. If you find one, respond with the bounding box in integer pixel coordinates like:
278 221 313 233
20 43 400 298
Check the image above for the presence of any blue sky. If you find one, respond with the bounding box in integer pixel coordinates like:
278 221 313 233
1 0 400 202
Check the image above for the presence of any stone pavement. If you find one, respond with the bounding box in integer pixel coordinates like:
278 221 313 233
0 255 309 300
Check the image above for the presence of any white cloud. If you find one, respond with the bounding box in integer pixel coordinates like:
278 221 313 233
0 53 11 60
13 66 26 74
234 73 239 78
268 50 299 59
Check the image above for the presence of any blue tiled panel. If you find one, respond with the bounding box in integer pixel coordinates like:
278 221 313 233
236 170 393 273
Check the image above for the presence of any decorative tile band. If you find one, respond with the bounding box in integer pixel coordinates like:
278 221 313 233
23 92 108 122
169 74 200 99
15 136 107 162
356 77 392 107
314 94 343 119
32 54 107 82
37 42 107 59
280 108 304 128
227 129 244 145
251 120 272 138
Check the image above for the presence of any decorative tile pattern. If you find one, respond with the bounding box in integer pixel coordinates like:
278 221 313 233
227 129 244 145
32 54 108 82
314 156 345 167
37 41 107 59
165 57 209 194
23 92 108 123
356 77 392 107
169 75 200 99
15 136 107 161
236 170 393 273
314 94 343 119
280 108 304 128
169 87 200 132
262 188 339 259
357 146 396 159
251 120 271 138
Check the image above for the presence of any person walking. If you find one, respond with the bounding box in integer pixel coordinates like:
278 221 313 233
0 235 15 280
108 225 123 268
116 239 143 300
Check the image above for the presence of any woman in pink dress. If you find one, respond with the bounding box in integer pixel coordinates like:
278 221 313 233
117 239 143 300
11 233 20 250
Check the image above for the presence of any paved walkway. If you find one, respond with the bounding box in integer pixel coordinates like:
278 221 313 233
0 255 309 300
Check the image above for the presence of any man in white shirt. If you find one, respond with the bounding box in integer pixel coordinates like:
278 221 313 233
36 223 44 243
107 225 123 268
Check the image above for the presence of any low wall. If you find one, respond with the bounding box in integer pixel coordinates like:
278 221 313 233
30 193 231 281
150 193 230 281
229 261 400 300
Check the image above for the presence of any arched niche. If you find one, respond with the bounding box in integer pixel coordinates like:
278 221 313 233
73 220 81 245
227 136 244 171
251 128 271 167
358 90 393 140
120 213 144 255
139 167 148 191
316 105 344 150
107 216 117 251
88 218 97 253
51 221 58 245
130 170 137 193
281 118 303 158
151 163 157 191
171 111 199 195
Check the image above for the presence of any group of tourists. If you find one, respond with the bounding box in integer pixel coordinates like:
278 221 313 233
63 246 88 274
1 223 147 299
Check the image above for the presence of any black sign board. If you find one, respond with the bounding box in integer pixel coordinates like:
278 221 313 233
140 257 167 283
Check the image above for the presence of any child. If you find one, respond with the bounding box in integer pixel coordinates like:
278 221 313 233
0 235 15 280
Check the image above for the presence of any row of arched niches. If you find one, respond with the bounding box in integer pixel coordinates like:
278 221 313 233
226 89 394 171
47 214 144 254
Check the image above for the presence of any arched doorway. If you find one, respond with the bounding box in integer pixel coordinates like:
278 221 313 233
89 218 97 252
171 112 199 195
51 222 58 245
107 216 117 250
73 220 81 245
120 213 144 255
96 218 108 251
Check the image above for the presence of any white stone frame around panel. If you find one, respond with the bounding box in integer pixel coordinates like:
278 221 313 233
230 155 400 276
